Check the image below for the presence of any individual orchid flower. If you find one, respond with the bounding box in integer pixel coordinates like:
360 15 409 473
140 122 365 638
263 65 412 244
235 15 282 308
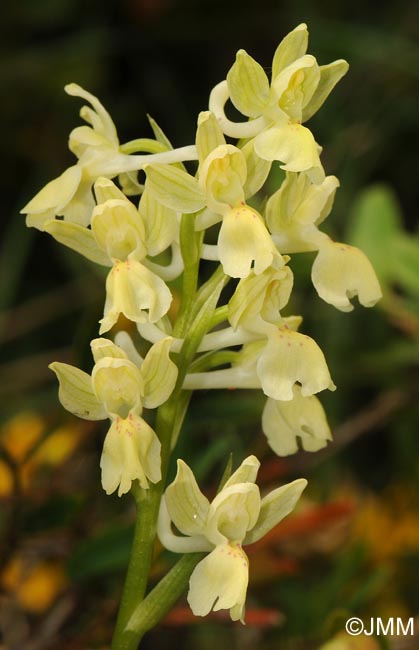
253 326 335 401
145 112 283 278
311 240 382 312
21 84 198 231
262 386 332 455
49 337 178 496
42 177 174 333
198 143 282 278
228 265 294 333
184 266 335 402
265 171 339 253
157 455 307 622
265 172 382 311
209 24 348 183
227 268 335 400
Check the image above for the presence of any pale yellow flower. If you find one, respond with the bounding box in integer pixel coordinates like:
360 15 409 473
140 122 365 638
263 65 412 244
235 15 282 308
312 240 382 312
157 456 306 622
22 84 123 230
209 24 348 182
262 386 332 455
257 327 335 401
145 119 283 278
265 171 339 253
22 84 198 231
49 337 177 495
43 178 173 333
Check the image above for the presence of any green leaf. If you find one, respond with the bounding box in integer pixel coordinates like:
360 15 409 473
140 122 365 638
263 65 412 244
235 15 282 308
347 184 402 283
392 235 419 296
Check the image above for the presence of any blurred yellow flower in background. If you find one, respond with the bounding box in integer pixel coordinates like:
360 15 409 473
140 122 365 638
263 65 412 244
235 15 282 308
0 411 87 498
1 556 67 614
353 490 419 563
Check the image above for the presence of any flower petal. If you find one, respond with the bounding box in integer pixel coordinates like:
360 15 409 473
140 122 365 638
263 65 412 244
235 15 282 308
257 328 335 400
241 140 272 199
228 266 293 331
218 205 283 278
22 166 82 230
100 414 161 496
311 241 382 312
157 497 212 553
266 172 338 253
100 260 172 334
196 111 226 165
244 478 307 545
58 176 96 226
44 220 111 266
65 83 119 146
141 338 178 409
199 144 247 213
302 59 349 122
188 543 249 623
227 49 270 118
91 198 146 262
139 189 180 256
49 362 106 421
206 483 260 546
255 123 324 183
223 455 260 488
145 163 205 213
90 338 128 363
261 387 332 456
94 176 128 203
92 357 144 417
165 459 210 536
272 23 309 79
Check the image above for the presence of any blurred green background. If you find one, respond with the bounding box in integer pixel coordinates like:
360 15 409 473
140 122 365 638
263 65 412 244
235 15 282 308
1 1 419 649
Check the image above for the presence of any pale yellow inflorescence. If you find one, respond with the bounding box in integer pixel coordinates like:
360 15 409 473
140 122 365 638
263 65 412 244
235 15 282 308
23 23 381 622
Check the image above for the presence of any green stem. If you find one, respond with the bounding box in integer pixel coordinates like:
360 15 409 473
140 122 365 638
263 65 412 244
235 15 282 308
189 349 239 373
111 483 161 648
111 216 227 649
173 215 203 337
208 304 229 329
120 139 168 155
120 553 205 647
